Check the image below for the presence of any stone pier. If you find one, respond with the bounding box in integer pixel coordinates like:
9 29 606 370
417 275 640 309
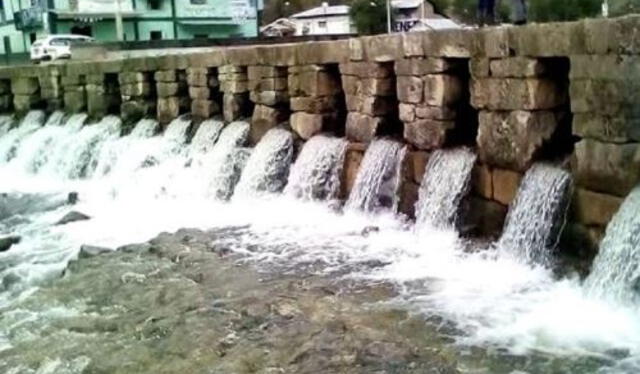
249 65 289 143
119 72 155 127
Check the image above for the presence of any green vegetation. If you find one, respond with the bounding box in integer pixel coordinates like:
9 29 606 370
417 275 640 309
610 0 640 16
349 0 391 35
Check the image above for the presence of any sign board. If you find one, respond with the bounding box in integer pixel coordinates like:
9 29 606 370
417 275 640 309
393 19 419 32
14 8 44 30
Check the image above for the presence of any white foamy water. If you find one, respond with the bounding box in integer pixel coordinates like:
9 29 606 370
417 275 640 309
0 111 640 373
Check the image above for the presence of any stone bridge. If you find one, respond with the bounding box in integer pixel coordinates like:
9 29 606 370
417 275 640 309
2 15 640 256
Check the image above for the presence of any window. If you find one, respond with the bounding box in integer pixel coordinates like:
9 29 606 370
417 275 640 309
194 34 208 39
0 4 5 23
190 0 206 4
150 31 162 40
318 21 327 28
29 33 36 44
148 0 161 10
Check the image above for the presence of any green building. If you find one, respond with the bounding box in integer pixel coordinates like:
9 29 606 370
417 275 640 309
0 0 260 57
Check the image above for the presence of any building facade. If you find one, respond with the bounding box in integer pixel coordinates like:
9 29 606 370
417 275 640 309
289 3 354 36
1 0 260 57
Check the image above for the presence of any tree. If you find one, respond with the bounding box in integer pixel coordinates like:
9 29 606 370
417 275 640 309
349 0 390 35
528 0 601 22
609 0 640 16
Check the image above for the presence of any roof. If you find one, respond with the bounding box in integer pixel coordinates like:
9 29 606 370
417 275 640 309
392 0 423 9
412 18 462 31
290 5 350 19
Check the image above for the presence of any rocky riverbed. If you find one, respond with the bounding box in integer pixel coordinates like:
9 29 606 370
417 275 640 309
0 228 459 374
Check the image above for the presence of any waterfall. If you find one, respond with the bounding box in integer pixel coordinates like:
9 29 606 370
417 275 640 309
0 110 46 163
345 139 406 213
129 118 159 138
415 147 477 230
39 115 121 179
584 187 640 305
205 121 250 200
234 128 294 198
284 135 347 201
163 116 192 144
190 119 224 154
0 115 13 136
496 163 572 266
43 111 66 127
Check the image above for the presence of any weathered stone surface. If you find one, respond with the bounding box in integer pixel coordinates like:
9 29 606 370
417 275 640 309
85 74 105 85
492 168 522 206
56 211 90 225
362 33 403 62
469 58 490 78
569 55 640 81
423 29 472 58
118 72 147 84
250 90 288 106
360 96 394 117
399 103 416 122
250 77 287 92
0 235 20 252
157 82 180 98
342 144 364 198
415 105 457 120
345 95 363 112
221 80 249 94
360 78 394 97
187 70 210 87
341 75 359 96
297 71 340 96
572 139 640 197
11 78 39 95
223 93 249 122
88 92 118 118
154 70 176 82
157 97 180 124
0 95 12 111
472 163 493 200
0 80 11 95
290 96 337 113
395 58 452 76
423 75 462 107
120 82 151 97
121 100 151 123
402 32 424 57
397 76 424 104
189 86 211 100
345 112 384 143
471 78 565 110
339 62 392 78
572 188 623 227
477 110 558 171
572 113 640 143
467 197 508 237
219 65 243 74
489 57 546 78
63 91 86 113
398 181 420 218
251 105 287 144
290 112 325 140
410 151 429 184
570 79 640 116
404 119 453 150
61 75 84 86
191 99 219 119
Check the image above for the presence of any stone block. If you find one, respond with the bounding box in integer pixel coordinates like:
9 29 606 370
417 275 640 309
251 77 287 92
492 168 522 206
0 95 12 111
189 86 211 100
191 99 220 119
362 33 403 62
423 74 463 107
339 62 392 78
154 70 176 82
342 145 364 199
399 103 416 122
88 93 117 118
361 78 394 97
570 79 640 116
290 96 337 113
489 57 546 78
63 90 86 113
250 90 288 106
345 95 363 112
410 151 429 184
0 80 11 95
397 76 424 104
399 181 420 218
11 78 39 95
157 82 180 98
118 72 147 84
572 113 640 143
223 93 249 123
221 80 249 94
395 58 453 76
572 139 640 197
85 74 105 85
415 105 457 120
471 78 565 111
423 28 472 58
402 32 424 57
296 39 349 64
219 65 244 74
121 100 151 123
469 58 490 78
467 197 508 237
14 94 41 113
572 188 623 227
187 70 210 87
404 119 453 150
41 86 61 100
477 110 558 171
299 70 340 96
61 75 84 87
250 104 288 144
157 97 181 124
120 82 151 98
360 96 395 117
290 112 325 140
472 163 493 200
345 112 384 143
341 75 360 95
569 55 640 81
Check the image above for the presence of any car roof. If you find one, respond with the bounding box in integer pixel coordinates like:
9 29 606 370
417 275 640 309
38 34 92 41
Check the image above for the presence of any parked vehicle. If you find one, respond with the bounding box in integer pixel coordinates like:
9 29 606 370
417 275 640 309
30 35 93 63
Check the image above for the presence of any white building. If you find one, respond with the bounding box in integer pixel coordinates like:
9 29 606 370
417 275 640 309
289 3 354 36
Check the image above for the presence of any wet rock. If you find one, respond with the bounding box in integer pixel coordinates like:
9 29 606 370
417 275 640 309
79 244 112 258
56 211 91 225
117 243 152 253
0 235 20 252
67 192 79 205
361 226 380 236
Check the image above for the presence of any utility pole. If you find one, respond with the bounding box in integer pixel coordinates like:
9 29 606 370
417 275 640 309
386 0 391 33
115 0 124 40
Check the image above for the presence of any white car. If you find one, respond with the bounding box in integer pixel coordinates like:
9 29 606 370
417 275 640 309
30 35 94 63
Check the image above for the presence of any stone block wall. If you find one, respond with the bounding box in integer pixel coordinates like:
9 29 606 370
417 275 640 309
12 77 42 114
86 74 120 119
249 65 289 143
119 72 155 127
0 80 12 113
340 62 398 143
62 74 86 114
288 64 343 140
219 65 251 124
39 69 62 111
187 67 221 122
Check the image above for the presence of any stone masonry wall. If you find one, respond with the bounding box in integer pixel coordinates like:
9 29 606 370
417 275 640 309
2 16 640 253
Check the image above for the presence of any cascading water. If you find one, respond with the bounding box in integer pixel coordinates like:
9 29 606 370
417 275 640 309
415 147 477 230
204 121 250 200
43 111 65 127
496 163 572 266
0 111 46 162
284 135 347 201
163 116 192 144
190 119 224 154
234 128 294 198
345 139 406 213
39 115 121 179
585 186 640 305
0 115 13 136
129 118 159 138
